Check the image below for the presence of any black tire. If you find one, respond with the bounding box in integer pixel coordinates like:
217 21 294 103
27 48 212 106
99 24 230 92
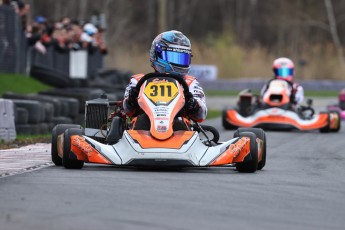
3 92 61 117
15 124 32 135
234 128 266 170
222 109 238 130
15 107 29 125
42 102 54 123
106 117 125 144
63 128 84 169
11 99 42 124
61 97 79 118
30 65 71 88
30 124 40 135
51 124 82 166
233 131 258 173
73 113 85 126
40 88 105 113
38 123 49 134
51 116 73 126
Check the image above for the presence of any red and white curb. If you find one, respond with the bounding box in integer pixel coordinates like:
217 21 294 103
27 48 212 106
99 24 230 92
0 143 52 178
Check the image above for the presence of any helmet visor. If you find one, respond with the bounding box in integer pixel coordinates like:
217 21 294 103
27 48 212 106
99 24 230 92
275 67 293 78
157 48 191 66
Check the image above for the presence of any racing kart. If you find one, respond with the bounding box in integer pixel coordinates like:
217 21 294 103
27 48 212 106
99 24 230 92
222 79 341 132
327 88 345 120
51 73 266 173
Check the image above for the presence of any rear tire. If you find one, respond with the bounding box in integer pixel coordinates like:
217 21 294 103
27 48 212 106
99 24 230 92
320 111 341 133
234 128 266 170
222 109 238 130
63 128 84 169
233 131 258 173
330 111 341 132
51 124 82 166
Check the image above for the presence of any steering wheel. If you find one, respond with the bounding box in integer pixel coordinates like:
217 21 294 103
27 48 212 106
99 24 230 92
300 106 315 119
135 72 190 98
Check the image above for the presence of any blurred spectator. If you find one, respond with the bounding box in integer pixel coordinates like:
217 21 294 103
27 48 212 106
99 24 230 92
22 14 108 55
80 23 98 48
0 0 14 11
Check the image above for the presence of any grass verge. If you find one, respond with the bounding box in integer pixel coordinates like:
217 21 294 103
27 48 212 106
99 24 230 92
0 134 51 150
0 73 51 96
206 110 221 119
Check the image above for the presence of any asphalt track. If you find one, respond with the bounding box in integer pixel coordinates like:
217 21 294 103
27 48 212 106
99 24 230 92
0 119 345 229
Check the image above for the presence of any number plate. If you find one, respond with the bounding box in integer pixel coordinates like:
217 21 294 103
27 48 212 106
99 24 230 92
144 78 179 105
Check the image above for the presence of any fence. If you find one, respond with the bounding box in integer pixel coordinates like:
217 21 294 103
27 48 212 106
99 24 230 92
29 47 104 79
0 6 27 74
0 7 104 78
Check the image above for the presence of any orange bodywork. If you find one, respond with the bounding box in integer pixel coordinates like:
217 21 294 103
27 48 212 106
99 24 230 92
226 110 329 130
138 80 185 141
210 137 251 166
70 135 112 164
127 130 195 149
262 91 290 107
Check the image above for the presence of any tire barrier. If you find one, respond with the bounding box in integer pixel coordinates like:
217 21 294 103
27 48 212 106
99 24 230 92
40 88 105 113
1 94 81 136
30 65 72 88
0 99 16 142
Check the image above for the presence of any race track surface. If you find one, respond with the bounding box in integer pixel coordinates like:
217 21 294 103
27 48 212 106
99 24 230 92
0 119 344 230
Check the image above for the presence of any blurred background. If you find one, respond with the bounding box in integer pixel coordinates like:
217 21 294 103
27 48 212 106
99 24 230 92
3 0 345 80
24 0 345 79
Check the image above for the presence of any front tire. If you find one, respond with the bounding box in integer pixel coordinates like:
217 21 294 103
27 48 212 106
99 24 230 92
63 128 84 169
234 128 266 170
51 124 82 166
233 131 258 173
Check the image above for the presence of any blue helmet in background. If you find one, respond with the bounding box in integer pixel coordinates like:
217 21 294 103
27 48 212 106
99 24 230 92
150 30 192 75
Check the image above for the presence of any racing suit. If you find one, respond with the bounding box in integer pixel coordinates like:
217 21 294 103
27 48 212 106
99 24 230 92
123 74 207 122
261 78 304 105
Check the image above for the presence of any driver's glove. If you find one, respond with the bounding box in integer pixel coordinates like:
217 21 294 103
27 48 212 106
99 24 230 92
127 88 139 108
185 93 200 115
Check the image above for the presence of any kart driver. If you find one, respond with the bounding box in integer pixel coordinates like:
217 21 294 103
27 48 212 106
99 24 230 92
123 30 207 130
261 57 304 107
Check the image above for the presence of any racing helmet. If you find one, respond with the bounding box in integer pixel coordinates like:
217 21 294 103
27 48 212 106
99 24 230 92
150 30 192 75
273 57 294 82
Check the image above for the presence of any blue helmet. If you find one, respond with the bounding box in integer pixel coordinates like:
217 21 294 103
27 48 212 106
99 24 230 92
150 30 192 75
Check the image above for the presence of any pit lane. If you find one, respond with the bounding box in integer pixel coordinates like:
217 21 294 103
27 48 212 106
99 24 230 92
0 98 344 230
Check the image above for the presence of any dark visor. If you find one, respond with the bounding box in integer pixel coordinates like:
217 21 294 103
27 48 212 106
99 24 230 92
157 48 191 66
275 67 293 77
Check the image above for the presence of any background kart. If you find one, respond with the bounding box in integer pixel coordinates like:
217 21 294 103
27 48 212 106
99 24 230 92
222 79 341 132
327 88 345 120
51 73 266 173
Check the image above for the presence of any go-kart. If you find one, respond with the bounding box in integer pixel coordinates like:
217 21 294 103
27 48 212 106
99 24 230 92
222 79 341 132
327 88 345 120
51 73 266 172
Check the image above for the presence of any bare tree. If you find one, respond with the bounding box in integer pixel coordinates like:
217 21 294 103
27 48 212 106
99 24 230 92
324 0 345 70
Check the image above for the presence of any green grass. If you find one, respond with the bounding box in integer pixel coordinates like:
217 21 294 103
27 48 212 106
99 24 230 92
206 109 221 119
205 90 339 97
0 134 51 149
16 133 51 140
0 73 51 96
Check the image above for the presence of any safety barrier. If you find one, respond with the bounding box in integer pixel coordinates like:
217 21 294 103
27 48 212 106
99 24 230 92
0 6 27 74
0 7 104 78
